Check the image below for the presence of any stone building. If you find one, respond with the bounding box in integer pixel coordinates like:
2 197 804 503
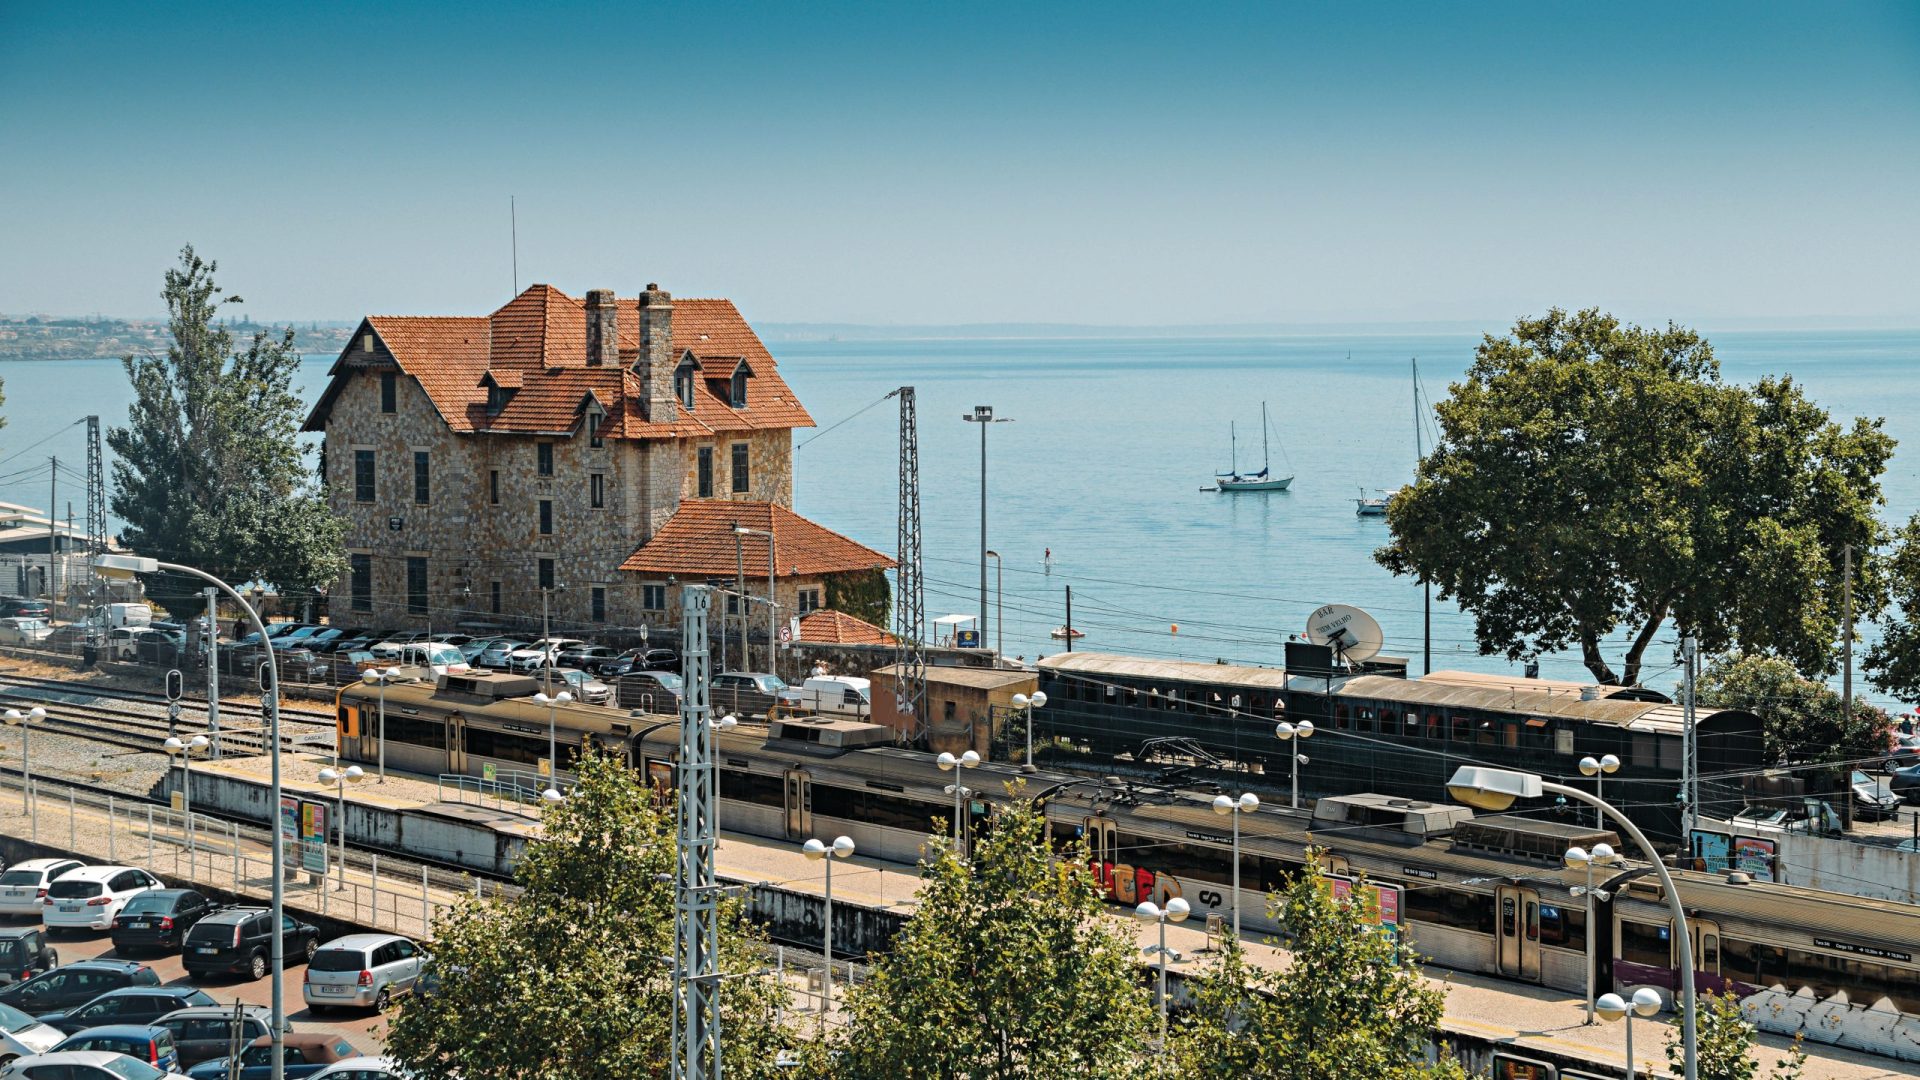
303 283 891 635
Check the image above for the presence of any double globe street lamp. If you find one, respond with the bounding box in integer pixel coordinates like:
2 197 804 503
1210 791 1258 939
1135 896 1191 1050
163 734 211 876
1273 719 1314 808
532 688 573 801
801 835 855 1028
1597 987 1663 1079
1011 690 1047 772
4 706 46 816
936 750 980 856
358 667 403 783
1579 754 1621 829
1564 842 1619 1024
316 764 365 890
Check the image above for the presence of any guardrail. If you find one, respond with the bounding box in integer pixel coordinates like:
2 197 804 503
436 771 578 817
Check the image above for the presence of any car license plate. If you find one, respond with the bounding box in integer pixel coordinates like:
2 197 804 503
129 920 151 929
196 946 218 954
318 985 347 995
59 904 80 913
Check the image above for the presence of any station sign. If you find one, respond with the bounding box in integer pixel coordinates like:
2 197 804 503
956 630 980 649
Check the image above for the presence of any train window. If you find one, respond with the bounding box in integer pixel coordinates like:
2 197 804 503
1536 903 1585 948
810 784 941 834
1250 856 1304 893
385 714 446 750
1618 920 1671 968
1333 702 1350 730
718 769 785 808
1503 722 1519 748
1401 887 1495 934
1631 734 1658 768
1555 729 1575 755
1450 714 1469 743
1476 719 1497 746
1378 707 1398 732
1658 736 1683 771
1426 711 1444 740
1357 708 1376 735
464 727 546 767
1142 839 1234 886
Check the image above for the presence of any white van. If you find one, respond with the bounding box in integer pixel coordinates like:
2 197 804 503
395 642 469 678
88 603 153 631
776 676 872 719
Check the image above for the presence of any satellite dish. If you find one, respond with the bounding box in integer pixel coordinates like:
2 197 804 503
1305 604 1384 664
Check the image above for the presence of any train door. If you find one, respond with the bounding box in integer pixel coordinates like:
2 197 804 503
1693 919 1721 981
1084 817 1117 897
783 770 811 839
446 713 466 775
1495 885 1542 982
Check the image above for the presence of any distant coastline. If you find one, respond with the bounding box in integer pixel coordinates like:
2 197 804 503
0 316 354 363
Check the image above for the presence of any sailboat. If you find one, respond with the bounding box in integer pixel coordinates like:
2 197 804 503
1215 402 1294 492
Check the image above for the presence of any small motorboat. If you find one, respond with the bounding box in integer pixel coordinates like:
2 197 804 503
1049 625 1085 640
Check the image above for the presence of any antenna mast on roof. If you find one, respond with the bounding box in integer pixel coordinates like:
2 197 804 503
510 196 518 296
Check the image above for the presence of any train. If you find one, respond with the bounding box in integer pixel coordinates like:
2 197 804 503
332 668 1920 1061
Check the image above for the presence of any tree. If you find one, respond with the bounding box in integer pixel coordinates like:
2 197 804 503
384 746 791 1079
811 792 1154 1079
1696 652 1891 767
1865 512 1920 701
107 245 344 606
1667 990 1805 1080
1376 309 1892 685
1171 852 1468 1080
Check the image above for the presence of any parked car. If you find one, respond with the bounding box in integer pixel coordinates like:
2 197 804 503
0 619 53 646
473 640 527 669
315 629 375 655
151 1006 285 1068
554 644 620 672
302 934 428 1013
309 1057 413 1080
52 1024 181 1072
506 639 584 673
615 669 683 709
187 1033 359 1079
545 668 611 705
0 1000 64 1059
598 648 679 677
0 1049 184 1080
712 672 787 697
776 675 873 719
1849 770 1903 822
109 890 217 957
0 600 50 621
1891 761 1920 803
0 961 161 1014
1885 733 1920 772
0 929 57 986
182 908 321 982
43 867 162 932
455 637 500 663
0 860 84 917
38 986 217 1035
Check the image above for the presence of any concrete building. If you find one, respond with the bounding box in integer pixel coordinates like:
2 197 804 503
303 283 888 635
870 663 1038 759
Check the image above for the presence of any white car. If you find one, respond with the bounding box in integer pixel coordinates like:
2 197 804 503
0 999 65 1059
506 638 584 673
547 668 611 705
42 866 161 931
0 1050 186 1080
310 1056 415 1080
0 860 83 916
0 618 52 646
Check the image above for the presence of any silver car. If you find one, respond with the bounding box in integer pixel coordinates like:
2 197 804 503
303 934 428 1013
548 668 611 705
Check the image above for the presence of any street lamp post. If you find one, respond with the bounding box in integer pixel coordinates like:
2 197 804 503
1579 754 1621 829
1596 988 1663 1079
1135 897 1191 1050
1273 720 1315 808
1211 792 1259 939
359 668 402 783
1564 842 1618 1024
96 553 289 1080
936 750 980 856
802 835 854 1029
3 707 45 815
961 406 1012 651
1446 765 1696 1080
532 689 574 798
734 526 778 675
1010 691 1047 772
163 734 211 876
316 765 364 891
984 550 1002 657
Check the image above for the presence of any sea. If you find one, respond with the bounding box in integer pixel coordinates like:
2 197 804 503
3 328 1917 708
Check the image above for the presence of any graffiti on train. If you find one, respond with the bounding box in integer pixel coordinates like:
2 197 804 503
1090 862 1191 907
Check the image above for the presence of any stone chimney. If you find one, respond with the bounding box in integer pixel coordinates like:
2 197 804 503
584 288 618 367
636 283 676 422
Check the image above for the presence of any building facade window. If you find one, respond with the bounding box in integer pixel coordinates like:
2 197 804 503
538 557 555 591
353 450 376 502
539 499 553 535
413 451 430 504
642 584 667 611
591 587 606 623
587 412 603 448
731 442 749 493
380 371 396 413
697 447 714 498
537 442 554 477
490 581 502 614
676 363 696 409
489 469 500 506
406 556 428 615
589 473 605 509
349 554 372 612
729 368 747 408
798 587 823 614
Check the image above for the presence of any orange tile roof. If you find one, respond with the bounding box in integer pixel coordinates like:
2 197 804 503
304 286 813 437
797 609 897 646
618 501 896 578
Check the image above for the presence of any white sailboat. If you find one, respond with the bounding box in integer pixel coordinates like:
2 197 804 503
1215 402 1294 492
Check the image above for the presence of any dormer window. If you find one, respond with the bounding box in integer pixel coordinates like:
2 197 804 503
675 354 699 410
587 411 603 448
487 385 507 415
729 367 748 408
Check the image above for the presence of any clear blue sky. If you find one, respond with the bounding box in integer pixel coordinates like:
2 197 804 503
3 2 1916 327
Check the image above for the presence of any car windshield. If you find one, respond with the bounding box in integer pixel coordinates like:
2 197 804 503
101 1056 168 1080
122 893 177 914
0 941 22 964
653 673 683 690
0 870 42 885
310 949 368 971
67 1034 144 1056
47 879 103 899
0 1001 36 1030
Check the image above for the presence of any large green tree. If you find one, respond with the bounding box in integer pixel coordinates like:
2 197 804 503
108 245 344 605
1697 652 1891 767
385 746 792 1079
1667 990 1805 1080
1865 512 1920 702
1171 853 1468 1080
1377 308 1892 685
810 793 1154 1079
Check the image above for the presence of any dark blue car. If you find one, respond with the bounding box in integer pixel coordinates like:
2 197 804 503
52 1022 181 1073
187 1032 361 1078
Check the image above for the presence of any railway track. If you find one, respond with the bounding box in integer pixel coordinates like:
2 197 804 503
0 670 334 723
0 678 332 757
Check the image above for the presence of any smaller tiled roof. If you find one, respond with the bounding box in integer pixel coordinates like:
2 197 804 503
797 609 896 646
619 501 895 578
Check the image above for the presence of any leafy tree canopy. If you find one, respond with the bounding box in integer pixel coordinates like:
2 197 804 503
107 245 344 606
1697 652 1891 767
385 746 790 1079
1172 851 1467 1080
1668 990 1805 1080
1865 512 1920 702
1378 308 1891 685
810 792 1154 1079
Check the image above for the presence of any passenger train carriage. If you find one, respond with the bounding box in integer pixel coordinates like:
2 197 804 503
335 669 1920 1063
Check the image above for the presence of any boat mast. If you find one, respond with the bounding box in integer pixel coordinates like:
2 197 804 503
1230 421 1237 476
1414 357 1430 674
1261 401 1270 472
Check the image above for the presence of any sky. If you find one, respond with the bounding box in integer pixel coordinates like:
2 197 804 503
2 2 1917 328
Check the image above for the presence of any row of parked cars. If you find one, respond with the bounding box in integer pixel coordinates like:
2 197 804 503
0 859 417 1079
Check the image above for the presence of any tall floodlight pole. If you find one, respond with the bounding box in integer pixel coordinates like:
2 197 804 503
673 585 722 1080
961 406 1012 653
1681 634 1698 834
97 554 287 1080
890 389 928 741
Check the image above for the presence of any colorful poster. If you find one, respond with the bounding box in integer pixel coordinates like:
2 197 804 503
1691 830 1732 873
1328 876 1403 931
299 801 328 874
1731 837 1777 882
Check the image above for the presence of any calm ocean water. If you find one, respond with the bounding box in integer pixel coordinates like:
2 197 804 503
4 328 1916 705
